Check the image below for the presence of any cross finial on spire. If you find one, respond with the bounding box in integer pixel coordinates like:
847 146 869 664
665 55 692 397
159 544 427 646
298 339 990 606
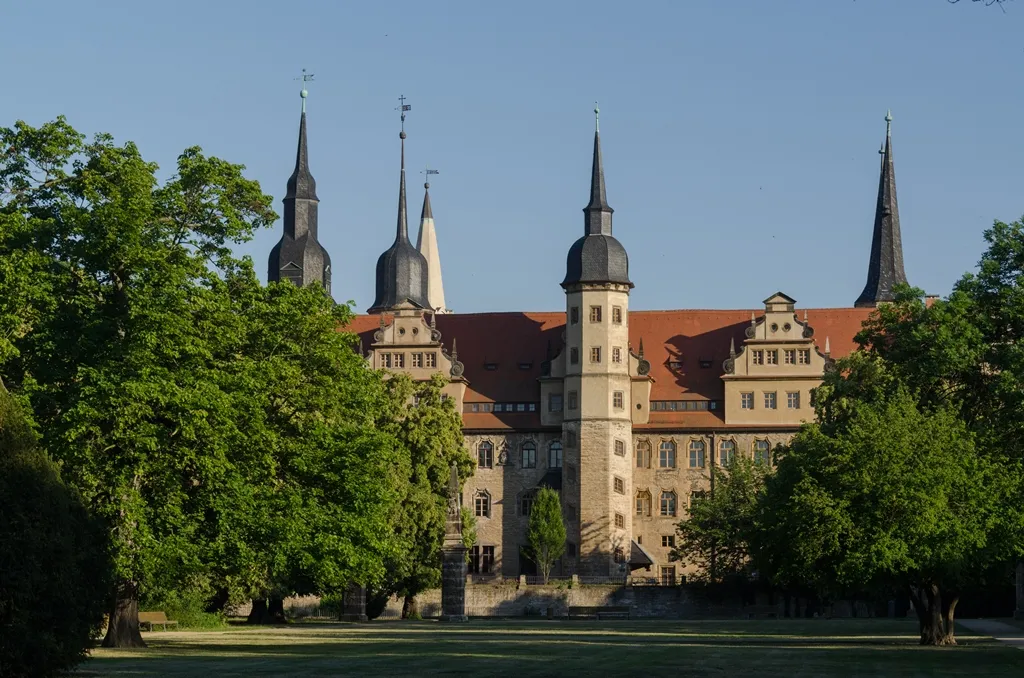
296 68 314 113
594 101 600 133
396 94 411 132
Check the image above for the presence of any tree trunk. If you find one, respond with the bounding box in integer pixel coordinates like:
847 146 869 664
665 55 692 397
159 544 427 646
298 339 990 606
102 579 146 648
247 597 270 624
268 596 286 623
402 594 419 619
910 583 955 646
941 593 959 646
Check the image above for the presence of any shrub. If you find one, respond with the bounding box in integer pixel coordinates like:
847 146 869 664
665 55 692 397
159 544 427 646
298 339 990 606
142 577 227 630
0 391 110 677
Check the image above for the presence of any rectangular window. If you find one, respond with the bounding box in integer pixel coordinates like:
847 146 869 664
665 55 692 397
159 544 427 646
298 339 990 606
766 350 778 365
589 306 602 323
568 391 578 410
798 349 811 365
517 403 526 412
612 306 623 324
567 430 577 447
741 392 754 410
612 347 622 363
614 477 625 494
662 535 675 548
482 546 495 574
381 353 392 368
394 353 405 368
590 347 601 363
567 543 576 557
425 353 436 368
787 391 801 409
784 349 795 365
764 392 777 409
752 350 764 365
613 391 624 409
475 493 490 518
614 440 625 456
688 441 706 468
661 566 676 586
522 446 536 468
549 393 563 412
615 512 625 528
469 545 480 574
570 307 579 325
529 403 536 412
411 353 422 368
570 347 579 364
470 403 479 412
493 404 503 413
691 491 707 506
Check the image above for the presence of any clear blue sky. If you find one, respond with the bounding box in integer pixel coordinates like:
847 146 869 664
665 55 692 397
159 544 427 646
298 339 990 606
3 0 1021 312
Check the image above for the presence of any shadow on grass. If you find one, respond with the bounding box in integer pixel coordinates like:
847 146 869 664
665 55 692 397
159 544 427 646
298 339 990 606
85 620 1024 678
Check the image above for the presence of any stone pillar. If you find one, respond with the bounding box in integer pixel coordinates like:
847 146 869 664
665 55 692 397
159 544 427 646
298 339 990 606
339 583 367 622
1015 560 1024 621
440 546 469 622
439 462 469 622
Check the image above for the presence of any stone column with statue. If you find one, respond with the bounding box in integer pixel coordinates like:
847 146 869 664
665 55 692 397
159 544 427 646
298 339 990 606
439 462 468 622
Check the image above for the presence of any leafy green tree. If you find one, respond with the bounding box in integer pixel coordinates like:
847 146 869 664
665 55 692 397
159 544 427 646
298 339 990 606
366 373 472 618
671 456 767 583
527 486 566 584
0 387 110 677
758 362 1011 645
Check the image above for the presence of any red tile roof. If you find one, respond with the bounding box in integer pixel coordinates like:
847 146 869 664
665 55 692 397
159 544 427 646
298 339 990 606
342 307 874 426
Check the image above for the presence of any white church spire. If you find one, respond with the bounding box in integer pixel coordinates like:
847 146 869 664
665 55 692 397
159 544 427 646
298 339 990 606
417 172 449 313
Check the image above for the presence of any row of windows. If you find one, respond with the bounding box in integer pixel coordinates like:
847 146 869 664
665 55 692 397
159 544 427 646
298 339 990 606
468 545 495 574
558 390 625 411
635 439 773 468
650 400 719 412
477 441 563 470
466 402 538 413
569 305 624 325
379 352 437 369
635 490 680 517
569 346 624 364
750 349 811 366
740 391 802 410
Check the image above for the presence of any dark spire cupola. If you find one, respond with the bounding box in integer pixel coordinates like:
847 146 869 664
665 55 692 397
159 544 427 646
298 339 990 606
855 111 908 307
562 106 632 289
268 79 332 295
368 99 430 313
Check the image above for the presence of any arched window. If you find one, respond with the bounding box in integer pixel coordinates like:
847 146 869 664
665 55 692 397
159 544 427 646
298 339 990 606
659 440 676 468
660 491 677 517
719 440 736 467
474 491 491 518
478 441 493 469
688 440 706 468
549 441 563 469
636 441 651 468
754 439 771 465
521 441 537 469
635 490 652 517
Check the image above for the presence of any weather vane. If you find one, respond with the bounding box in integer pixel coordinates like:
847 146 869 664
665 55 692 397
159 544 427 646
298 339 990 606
594 101 600 132
396 94 411 131
421 165 439 188
296 68 315 112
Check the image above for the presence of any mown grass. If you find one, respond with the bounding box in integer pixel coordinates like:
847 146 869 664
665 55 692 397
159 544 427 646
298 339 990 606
85 618 1024 677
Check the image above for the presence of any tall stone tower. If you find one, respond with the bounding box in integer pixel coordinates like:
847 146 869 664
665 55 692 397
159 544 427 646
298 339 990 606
561 107 634 577
268 87 332 294
855 111 908 307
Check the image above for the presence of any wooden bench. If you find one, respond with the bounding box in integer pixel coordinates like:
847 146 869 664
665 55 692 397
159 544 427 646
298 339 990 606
744 604 779 619
568 606 631 620
138 611 178 631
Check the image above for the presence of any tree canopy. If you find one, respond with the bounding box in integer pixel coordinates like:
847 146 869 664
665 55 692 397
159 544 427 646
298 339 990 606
527 486 566 584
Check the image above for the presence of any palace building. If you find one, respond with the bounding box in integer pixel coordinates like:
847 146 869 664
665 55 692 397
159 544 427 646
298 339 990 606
268 99 909 583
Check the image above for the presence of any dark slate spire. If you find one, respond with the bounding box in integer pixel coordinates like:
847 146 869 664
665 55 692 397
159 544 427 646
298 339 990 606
562 104 632 289
855 111 908 308
268 85 331 295
368 115 430 313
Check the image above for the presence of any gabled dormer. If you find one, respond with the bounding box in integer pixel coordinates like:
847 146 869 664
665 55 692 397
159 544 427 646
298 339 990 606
722 293 833 425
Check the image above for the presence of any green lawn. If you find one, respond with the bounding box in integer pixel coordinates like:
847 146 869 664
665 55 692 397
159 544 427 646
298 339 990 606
84 619 1024 677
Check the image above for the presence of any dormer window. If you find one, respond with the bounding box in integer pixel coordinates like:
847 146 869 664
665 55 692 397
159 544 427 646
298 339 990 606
518 362 533 370
698 358 712 369
484 362 498 371
669 360 682 370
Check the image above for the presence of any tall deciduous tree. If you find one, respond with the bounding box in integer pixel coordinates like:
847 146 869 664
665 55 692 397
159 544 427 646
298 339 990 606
671 456 766 584
527 487 566 584
758 359 1011 645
